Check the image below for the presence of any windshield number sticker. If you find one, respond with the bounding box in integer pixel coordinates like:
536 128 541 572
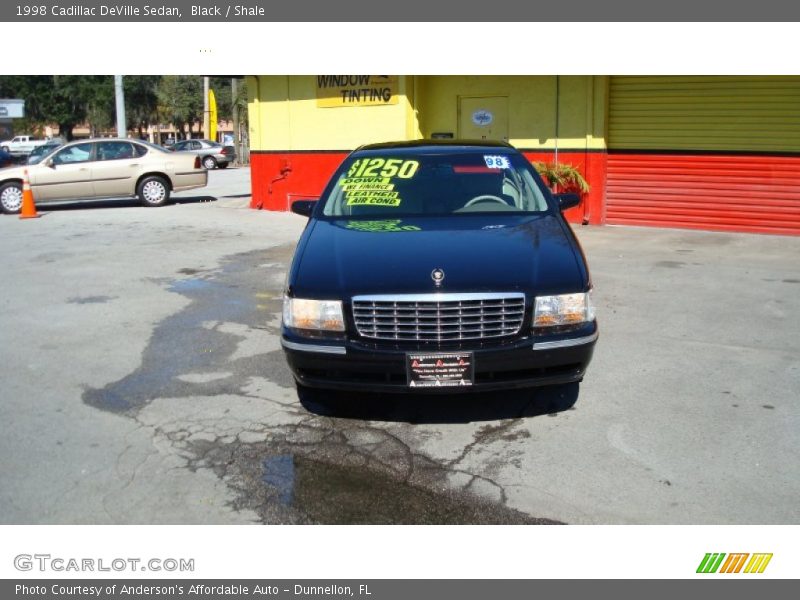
348 158 420 179
484 155 511 169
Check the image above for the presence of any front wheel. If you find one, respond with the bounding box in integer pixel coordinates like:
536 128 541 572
202 156 217 170
0 182 23 214
1 146 9 153
137 176 170 207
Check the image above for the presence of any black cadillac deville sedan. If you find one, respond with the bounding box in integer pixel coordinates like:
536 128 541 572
282 140 597 392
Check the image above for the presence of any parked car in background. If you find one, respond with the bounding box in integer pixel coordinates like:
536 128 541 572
0 135 49 158
281 140 598 393
27 139 64 165
169 139 235 169
0 138 207 214
0 148 13 169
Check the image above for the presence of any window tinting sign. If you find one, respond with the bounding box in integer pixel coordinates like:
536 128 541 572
472 109 493 126
316 75 399 107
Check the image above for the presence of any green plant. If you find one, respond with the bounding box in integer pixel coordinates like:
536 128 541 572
533 161 590 194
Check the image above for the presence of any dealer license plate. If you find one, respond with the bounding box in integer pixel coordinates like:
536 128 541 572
406 352 474 388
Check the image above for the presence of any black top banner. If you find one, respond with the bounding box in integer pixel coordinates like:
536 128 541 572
2 0 800 21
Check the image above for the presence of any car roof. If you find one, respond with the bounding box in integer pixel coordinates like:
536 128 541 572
61 138 142 145
52 138 169 154
352 139 516 155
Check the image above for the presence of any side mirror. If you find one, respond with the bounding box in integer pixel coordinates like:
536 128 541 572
44 158 55 168
555 193 581 211
291 200 317 217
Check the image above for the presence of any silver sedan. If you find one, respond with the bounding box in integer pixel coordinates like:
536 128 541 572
0 138 208 214
169 139 236 170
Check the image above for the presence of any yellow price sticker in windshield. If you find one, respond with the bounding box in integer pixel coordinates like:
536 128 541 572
339 177 396 192
346 190 401 207
347 158 420 179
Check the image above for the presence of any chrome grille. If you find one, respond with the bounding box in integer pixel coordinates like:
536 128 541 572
352 293 525 341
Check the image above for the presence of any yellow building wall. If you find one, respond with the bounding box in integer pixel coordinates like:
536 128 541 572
247 75 607 152
415 75 606 151
246 75 419 151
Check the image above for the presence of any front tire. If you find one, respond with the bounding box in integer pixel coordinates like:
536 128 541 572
1 146 9 153
202 156 217 170
0 182 23 214
137 176 170 207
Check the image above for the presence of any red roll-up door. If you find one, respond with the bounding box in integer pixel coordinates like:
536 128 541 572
606 76 800 235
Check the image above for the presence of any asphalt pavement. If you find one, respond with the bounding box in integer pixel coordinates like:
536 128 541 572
0 167 798 524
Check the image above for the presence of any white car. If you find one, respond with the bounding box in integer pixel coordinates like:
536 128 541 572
0 135 49 157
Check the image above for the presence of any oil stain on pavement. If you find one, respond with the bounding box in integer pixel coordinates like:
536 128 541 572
83 245 567 524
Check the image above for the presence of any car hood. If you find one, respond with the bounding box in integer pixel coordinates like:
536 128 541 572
290 214 588 299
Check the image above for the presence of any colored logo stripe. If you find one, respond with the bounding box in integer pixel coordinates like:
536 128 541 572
697 553 773 574
697 553 726 573
719 553 749 573
744 553 773 574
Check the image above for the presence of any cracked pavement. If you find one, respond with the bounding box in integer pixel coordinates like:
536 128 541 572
1 168 799 524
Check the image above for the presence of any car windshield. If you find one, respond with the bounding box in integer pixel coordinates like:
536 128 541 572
321 151 550 218
32 145 56 156
29 144 61 162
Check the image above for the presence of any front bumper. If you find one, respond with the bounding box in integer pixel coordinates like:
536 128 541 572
282 324 598 393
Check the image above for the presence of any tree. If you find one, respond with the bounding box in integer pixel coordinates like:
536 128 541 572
230 77 248 128
209 77 230 121
125 76 161 139
0 76 44 135
0 75 114 140
157 76 202 139
84 76 114 137
0 75 245 142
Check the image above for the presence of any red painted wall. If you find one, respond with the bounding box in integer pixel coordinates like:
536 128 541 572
606 153 800 235
250 152 348 211
250 149 608 226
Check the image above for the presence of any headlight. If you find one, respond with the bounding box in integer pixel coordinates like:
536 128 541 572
533 291 595 327
282 297 345 332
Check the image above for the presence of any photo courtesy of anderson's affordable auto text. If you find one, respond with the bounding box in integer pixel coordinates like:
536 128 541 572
1 3 799 594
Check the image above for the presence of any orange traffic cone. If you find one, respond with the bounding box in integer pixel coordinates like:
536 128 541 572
19 169 40 219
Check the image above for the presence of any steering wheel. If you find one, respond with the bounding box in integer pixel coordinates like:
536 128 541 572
463 194 508 208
